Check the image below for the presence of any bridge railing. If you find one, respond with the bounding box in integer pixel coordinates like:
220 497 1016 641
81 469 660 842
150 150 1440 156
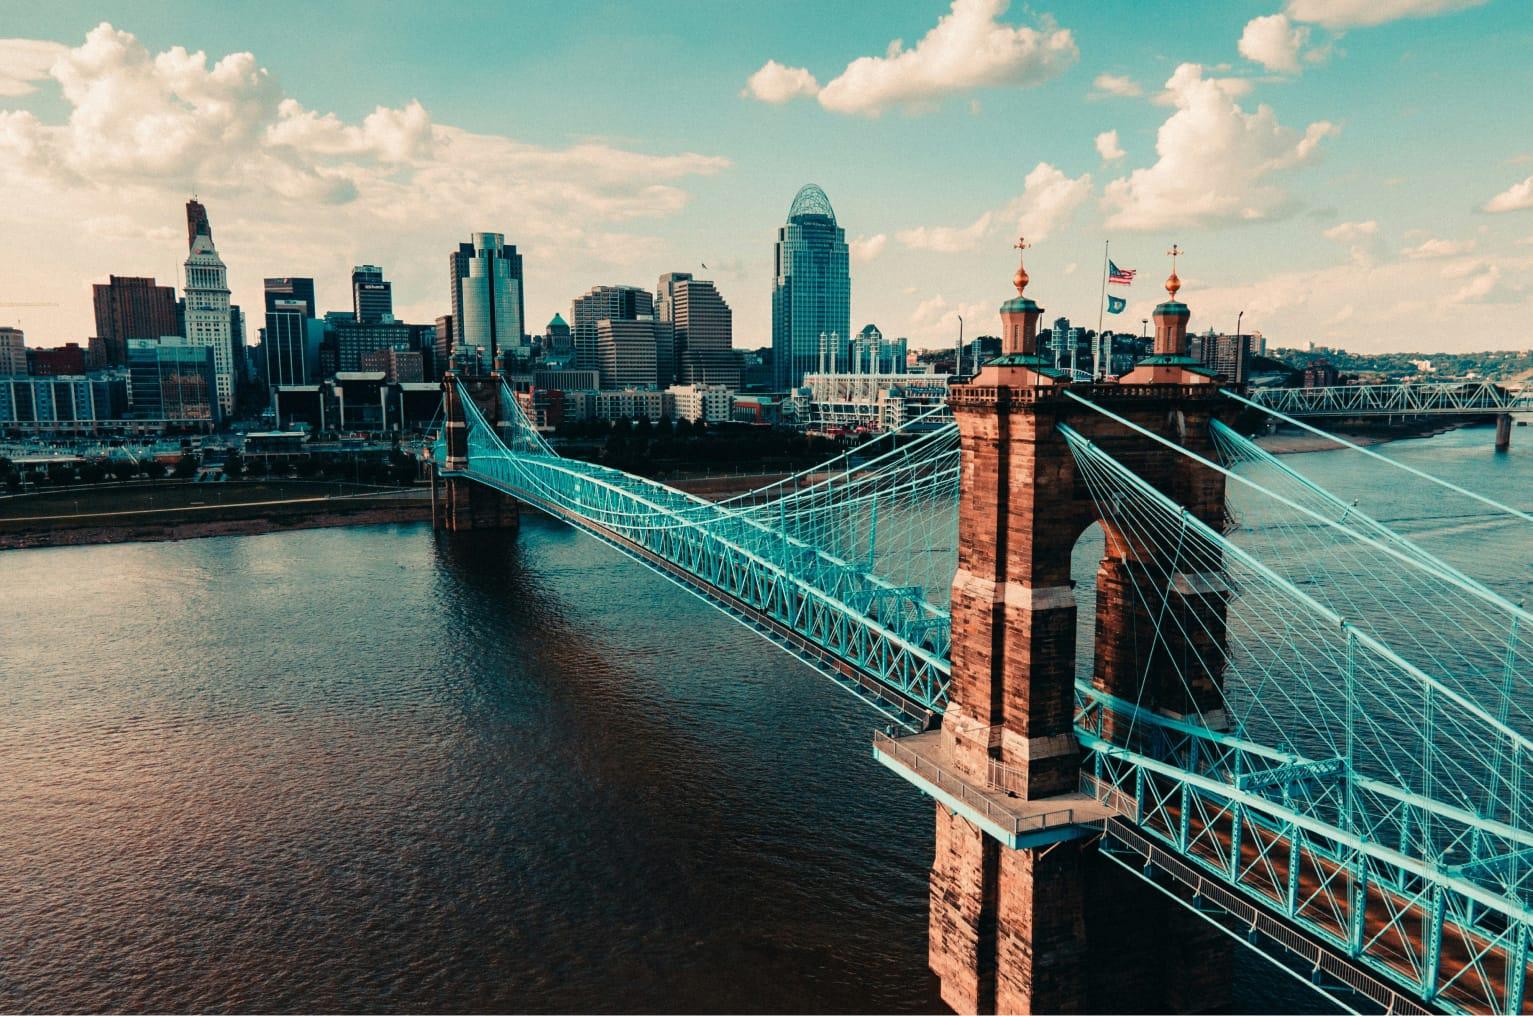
455 383 958 718
1100 816 1435 1016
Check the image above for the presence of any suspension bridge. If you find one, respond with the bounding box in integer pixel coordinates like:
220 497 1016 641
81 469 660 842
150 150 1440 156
427 254 1532 1015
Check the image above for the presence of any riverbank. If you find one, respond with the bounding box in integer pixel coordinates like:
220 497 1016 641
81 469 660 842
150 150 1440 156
1255 418 1481 455
0 485 430 550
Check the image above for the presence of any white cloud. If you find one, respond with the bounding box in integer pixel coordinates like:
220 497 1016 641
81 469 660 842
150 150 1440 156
1175 248 1533 352
1484 175 1533 214
1286 0 1487 30
1001 162 1092 240
1323 219 1382 264
740 60 820 104
898 161 1090 253
1095 129 1125 162
1401 236 1476 258
850 233 888 262
1238 14 1309 73
1102 63 1337 231
1322 219 1378 241
750 0 1077 117
0 38 66 96
909 294 990 343
1448 263 1526 305
898 211 994 253
1091 73 1142 98
912 294 951 328
0 22 731 341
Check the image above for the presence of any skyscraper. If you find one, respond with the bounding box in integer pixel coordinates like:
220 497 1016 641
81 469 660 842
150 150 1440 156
772 184 849 388
92 275 180 367
658 272 739 388
265 298 310 389
571 285 653 375
596 319 668 390
351 265 393 323
449 233 525 366
182 198 235 413
264 277 316 318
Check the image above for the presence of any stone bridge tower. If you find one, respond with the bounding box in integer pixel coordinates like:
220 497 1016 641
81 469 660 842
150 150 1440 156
432 371 520 531
927 244 1239 1013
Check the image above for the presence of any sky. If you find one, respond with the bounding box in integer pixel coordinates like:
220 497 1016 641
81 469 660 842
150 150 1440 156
1 0 1531 354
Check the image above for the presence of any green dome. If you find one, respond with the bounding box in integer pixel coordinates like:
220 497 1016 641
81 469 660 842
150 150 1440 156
1153 300 1189 317
1000 297 1039 314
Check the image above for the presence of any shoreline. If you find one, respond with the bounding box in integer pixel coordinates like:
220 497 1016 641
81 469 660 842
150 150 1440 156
0 490 431 550
1255 418 1480 455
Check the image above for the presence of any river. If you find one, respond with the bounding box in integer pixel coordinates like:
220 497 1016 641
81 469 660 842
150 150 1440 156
1 422 1525 1012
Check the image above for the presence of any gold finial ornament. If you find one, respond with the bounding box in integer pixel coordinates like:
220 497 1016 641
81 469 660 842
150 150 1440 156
1013 236 1031 295
1165 243 1183 299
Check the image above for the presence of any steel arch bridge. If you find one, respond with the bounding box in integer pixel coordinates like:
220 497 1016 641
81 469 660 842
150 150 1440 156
434 376 1533 1015
1249 381 1533 418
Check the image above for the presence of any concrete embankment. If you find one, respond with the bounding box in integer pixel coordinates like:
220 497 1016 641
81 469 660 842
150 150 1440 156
0 490 431 550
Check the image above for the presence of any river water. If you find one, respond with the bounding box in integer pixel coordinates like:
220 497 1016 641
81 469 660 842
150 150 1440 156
1 423 1526 1012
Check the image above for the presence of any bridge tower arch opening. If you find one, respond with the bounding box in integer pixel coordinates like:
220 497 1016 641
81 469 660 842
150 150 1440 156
924 248 1241 1014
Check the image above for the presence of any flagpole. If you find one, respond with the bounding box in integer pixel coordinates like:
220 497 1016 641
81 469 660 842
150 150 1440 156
1095 239 1110 380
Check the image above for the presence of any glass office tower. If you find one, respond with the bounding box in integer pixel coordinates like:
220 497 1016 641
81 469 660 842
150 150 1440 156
772 184 849 389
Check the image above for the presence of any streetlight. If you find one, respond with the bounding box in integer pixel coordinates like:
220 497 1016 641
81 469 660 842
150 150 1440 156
955 315 965 377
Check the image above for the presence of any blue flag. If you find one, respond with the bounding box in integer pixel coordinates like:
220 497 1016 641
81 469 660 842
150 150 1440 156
1107 295 1127 314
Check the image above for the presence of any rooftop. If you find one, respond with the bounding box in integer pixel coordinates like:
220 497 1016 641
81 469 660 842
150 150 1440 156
787 183 836 224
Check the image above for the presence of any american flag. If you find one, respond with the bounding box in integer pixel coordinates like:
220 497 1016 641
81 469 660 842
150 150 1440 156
1108 260 1136 285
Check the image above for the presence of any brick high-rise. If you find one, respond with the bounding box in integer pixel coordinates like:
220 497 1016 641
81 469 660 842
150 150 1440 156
92 276 179 367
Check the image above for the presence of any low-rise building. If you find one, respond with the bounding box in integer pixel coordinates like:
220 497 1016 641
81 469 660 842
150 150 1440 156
666 383 732 423
128 338 221 426
0 374 132 434
798 372 950 432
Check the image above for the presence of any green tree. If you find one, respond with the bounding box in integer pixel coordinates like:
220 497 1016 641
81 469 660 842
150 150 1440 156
389 449 416 485
142 459 168 480
222 451 245 479
172 453 199 479
110 459 137 481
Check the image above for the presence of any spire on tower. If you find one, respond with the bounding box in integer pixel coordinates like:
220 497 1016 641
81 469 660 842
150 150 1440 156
186 197 213 252
1165 243 1182 300
1012 236 1031 296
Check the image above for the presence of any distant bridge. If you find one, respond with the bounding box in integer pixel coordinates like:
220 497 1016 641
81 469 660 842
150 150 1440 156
1250 381 1533 418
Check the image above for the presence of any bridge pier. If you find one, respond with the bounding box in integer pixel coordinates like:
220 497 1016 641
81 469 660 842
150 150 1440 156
916 253 1237 1014
431 371 521 532
1496 412 1512 451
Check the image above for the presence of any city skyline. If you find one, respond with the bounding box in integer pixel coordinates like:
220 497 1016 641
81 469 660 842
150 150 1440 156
1 1 1531 354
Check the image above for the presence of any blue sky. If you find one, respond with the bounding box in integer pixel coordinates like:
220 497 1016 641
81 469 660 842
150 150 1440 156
2 0 1531 353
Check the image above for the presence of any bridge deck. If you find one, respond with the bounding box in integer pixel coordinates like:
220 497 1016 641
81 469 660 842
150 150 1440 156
873 731 1116 848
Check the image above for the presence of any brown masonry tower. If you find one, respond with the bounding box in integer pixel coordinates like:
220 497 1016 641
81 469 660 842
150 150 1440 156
432 371 520 531
897 242 1242 1013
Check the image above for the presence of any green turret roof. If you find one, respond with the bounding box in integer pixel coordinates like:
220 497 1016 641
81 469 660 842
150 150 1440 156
548 312 568 328
1133 354 1221 377
984 353 1071 379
